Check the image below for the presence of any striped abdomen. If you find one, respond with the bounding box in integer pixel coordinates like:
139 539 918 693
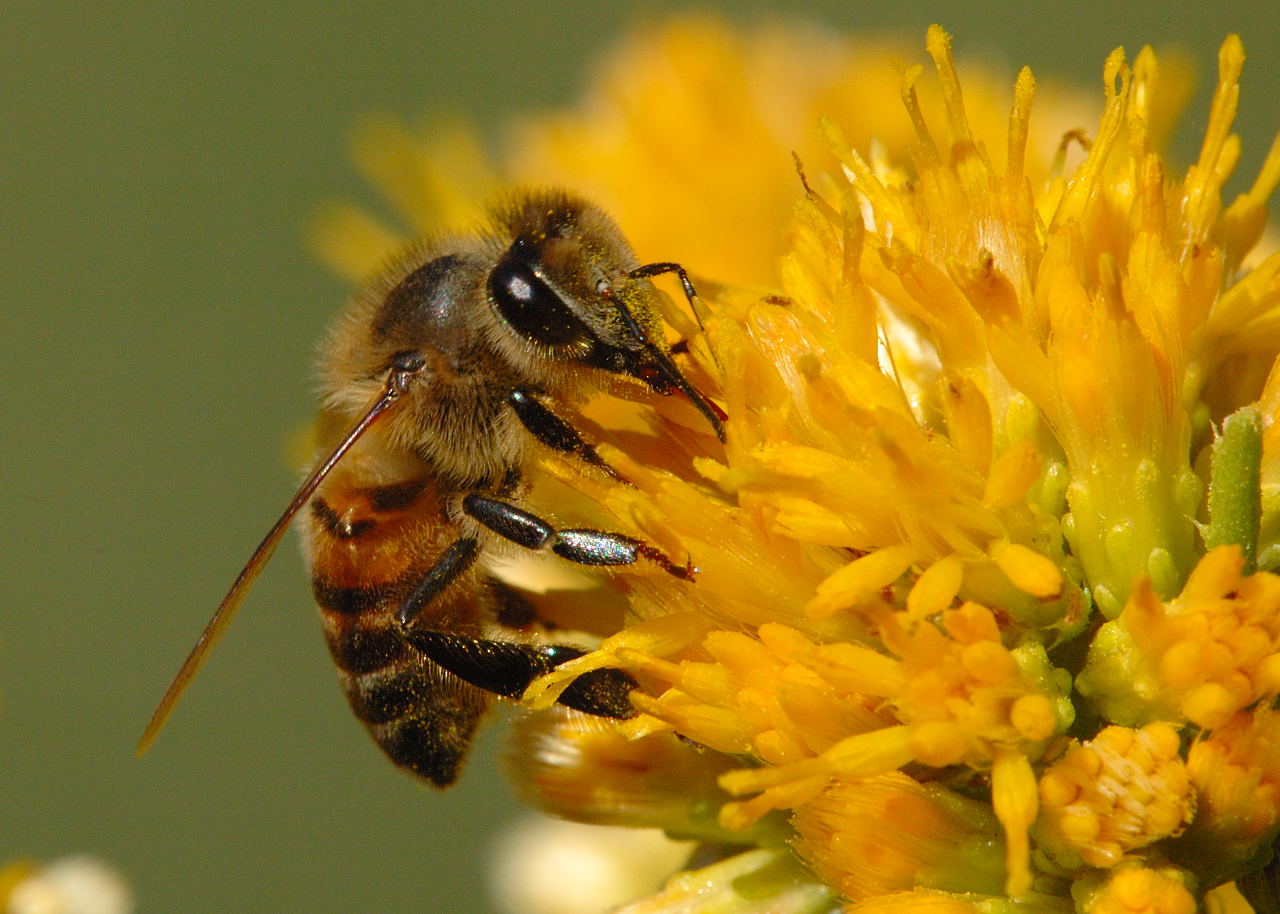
304 454 490 788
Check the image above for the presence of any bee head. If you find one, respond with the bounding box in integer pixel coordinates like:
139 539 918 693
487 191 725 440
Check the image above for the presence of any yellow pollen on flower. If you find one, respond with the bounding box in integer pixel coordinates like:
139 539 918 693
940 601 1001 642
1010 694 1056 741
807 544 917 619
960 641 1014 684
885 604 1068 767
1035 724 1194 870
1181 683 1236 730
804 641 907 696
504 708 784 845
988 540 1063 598
906 722 970 768
629 692 755 756
691 599 1065 876
522 612 713 709
718 775 831 832
628 596 1067 824
717 726 916 800
982 441 1043 509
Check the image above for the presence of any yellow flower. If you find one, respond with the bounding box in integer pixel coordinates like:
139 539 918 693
791 772 1006 899
321 13 1280 913
1035 723 1194 870
505 705 786 844
1082 867 1197 914
1078 545 1280 729
1175 706 1280 887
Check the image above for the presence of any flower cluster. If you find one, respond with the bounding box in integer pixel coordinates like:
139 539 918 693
321 15 1280 914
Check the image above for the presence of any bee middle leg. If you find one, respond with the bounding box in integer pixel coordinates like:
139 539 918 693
461 492 694 579
394 537 480 626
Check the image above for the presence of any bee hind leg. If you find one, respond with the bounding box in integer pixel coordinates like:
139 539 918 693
392 538 640 718
402 629 637 719
461 493 695 579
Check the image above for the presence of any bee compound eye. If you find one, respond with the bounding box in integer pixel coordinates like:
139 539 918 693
488 255 592 349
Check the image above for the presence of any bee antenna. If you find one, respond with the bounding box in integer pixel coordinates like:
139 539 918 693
136 359 422 756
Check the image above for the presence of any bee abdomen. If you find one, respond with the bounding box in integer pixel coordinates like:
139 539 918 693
307 473 491 787
337 652 488 788
325 620 407 675
312 578 386 617
344 664 425 724
316 586 489 788
370 706 485 788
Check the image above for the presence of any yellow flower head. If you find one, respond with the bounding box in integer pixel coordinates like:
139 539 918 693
1177 705 1280 886
1084 867 1197 914
1079 544 1280 729
792 772 1006 900
1035 723 1194 870
319 14 1280 913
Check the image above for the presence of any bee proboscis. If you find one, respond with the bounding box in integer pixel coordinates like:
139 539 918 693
139 189 725 786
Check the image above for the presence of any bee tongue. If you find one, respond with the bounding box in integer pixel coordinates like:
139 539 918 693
609 294 725 442
635 342 726 442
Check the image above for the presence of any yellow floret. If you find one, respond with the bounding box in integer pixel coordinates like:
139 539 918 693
1036 724 1194 869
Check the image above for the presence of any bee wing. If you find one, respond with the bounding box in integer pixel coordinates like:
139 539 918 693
137 362 421 755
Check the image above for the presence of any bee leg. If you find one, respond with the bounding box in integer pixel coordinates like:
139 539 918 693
508 387 625 482
401 629 638 719
461 493 695 580
628 261 699 306
394 537 480 626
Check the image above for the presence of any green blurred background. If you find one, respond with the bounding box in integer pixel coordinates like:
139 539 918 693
6 1 1280 911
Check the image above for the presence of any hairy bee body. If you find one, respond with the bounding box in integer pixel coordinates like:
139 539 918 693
141 189 723 788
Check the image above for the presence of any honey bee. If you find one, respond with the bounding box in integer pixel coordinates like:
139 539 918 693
139 189 725 787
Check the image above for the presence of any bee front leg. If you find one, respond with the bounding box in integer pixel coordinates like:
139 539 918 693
508 387 625 482
400 629 638 719
461 493 695 579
